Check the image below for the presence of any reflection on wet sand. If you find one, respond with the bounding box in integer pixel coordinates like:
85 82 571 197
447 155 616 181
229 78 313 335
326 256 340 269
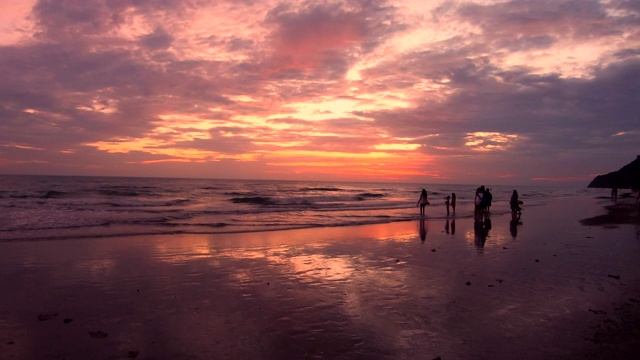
419 218 427 241
1 196 640 359
473 217 491 251
152 236 214 263
510 216 522 238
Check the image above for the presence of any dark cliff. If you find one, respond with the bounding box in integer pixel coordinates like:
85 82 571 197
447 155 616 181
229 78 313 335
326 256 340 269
587 155 640 188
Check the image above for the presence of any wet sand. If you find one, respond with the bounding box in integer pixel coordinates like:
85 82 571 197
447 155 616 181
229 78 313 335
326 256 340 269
1 194 639 359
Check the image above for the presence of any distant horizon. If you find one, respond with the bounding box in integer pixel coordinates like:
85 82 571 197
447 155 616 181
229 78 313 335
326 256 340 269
0 172 596 188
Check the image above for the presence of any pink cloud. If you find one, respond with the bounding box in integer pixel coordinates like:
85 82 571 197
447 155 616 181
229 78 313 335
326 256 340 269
270 8 364 69
262 2 402 77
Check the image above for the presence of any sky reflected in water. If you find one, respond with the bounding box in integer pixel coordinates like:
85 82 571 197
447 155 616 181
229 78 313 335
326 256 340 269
1 197 639 359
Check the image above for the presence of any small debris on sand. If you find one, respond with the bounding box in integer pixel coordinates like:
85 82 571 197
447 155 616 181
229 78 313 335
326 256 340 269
37 313 58 321
63 318 73 324
465 281 471 286
608 274 620 280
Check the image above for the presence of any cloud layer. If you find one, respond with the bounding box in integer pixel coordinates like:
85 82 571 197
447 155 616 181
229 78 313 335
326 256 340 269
1 0 639 184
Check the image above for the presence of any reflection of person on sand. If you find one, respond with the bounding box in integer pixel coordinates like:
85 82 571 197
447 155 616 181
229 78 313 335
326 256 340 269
417 189 430 216
419 217 427 241
445 219 450 234
474 218 490 249
510 216 522 238
451 219 456 234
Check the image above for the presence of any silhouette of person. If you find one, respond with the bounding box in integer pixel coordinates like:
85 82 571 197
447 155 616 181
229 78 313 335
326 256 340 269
611 187 618 199
510 190 521 218
451 193 456 215
451 219 456 234
419 217 427 241
445 196 450 216
474 186 484 221
417 189 429 216
484 188 493 212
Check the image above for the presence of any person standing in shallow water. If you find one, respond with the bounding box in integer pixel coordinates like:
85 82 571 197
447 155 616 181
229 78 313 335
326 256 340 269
444 196 450 216
484 188 493 213
417 189 429 216
474 187 484 221
451 193 456 215
510 189 521 217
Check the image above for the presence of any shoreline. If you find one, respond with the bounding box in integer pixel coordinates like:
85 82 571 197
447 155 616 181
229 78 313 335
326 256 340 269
1 194 639 359
0 179 603 243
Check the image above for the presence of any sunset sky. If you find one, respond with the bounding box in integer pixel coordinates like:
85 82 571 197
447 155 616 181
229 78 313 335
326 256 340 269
1 0 639 185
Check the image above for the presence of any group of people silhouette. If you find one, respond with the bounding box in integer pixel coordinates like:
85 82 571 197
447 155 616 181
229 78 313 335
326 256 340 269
416 187 523 243
416 187 522 220
474 186 492 221
416 189 457 217
418 187 524 219
612 186 640 204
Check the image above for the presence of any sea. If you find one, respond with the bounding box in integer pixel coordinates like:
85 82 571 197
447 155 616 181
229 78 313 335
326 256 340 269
0 175 601 241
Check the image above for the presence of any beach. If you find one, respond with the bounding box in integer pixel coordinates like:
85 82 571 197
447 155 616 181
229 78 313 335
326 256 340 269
1 193 639 359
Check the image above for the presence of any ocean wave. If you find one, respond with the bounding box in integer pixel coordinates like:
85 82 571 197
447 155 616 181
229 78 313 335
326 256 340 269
230 196 275 205
298 187 346 192
99 189 141 197
4 190 69 199
354 192 385 200
104 198 192 207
